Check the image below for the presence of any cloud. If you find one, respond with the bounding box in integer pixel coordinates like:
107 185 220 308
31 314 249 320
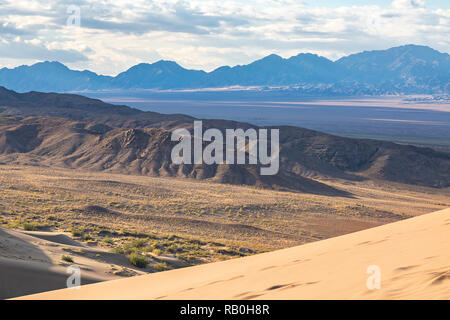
48 1 249 36
0 40 88 62
0 22 28 36
0 0 448 74
0 20 42 37
391 0 426 9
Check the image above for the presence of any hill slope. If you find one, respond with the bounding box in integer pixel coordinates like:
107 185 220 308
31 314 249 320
0 87 449 189
0 116 349 195
18 207 450 300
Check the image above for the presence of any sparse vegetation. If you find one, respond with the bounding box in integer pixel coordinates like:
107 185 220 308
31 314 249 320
103 237 114 245
129 252 148 268
61 255 74 263
71 227 84 237
22 222 38 231
0 165 448 274
152 248 162 256
153 262 171 272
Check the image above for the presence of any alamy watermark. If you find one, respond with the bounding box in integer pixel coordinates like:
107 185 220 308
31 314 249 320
66 265 81 289
366 265 381 290
67 5 81 27
171 121 280 175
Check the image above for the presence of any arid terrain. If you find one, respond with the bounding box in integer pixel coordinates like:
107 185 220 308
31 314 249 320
19 207 450 300
94 92 450 148
0 0 449 302
0 88 448 299
1 164 448 298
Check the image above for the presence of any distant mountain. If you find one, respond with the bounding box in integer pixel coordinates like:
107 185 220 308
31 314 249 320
1 86 449 189
206 53 344 87
112 60 207 89
0 61 112 92
0 45 448 94
336 45 450 94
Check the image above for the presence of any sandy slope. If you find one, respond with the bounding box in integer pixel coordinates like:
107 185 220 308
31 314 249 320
0 227 146 299
18 208 450 300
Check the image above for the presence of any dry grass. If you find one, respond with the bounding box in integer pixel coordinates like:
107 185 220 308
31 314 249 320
0 164 448 259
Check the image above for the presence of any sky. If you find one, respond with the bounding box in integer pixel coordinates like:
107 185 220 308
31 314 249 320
0 0 449 75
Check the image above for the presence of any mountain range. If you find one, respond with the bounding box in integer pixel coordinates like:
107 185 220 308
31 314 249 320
0 45 449 95
0 86 449 193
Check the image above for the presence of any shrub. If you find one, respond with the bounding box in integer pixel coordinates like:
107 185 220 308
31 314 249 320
71 227 84 237
166 244 180 253
62 255 74 263
129 253 148 268
118 238 149 255
23 222 38 231
83 233 93 241
131 238 147 248
113 246 124 254
152 248 162 256
103 237 114 245
153 262 171 272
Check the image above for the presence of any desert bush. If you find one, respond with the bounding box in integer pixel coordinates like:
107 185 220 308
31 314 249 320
83 233 93 241
23 222 38 231
129 252 148 268
71 227 84 237
166 244 181 253
112 246 124 254
130 238 148 248
103 237 114 245
152 248 162 256
153 262 171 272
115 238 149 255
62 255 74 263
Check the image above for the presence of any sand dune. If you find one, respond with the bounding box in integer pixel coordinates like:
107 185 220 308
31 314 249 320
0 227 147 299
18 208 450 300
21 230 84 247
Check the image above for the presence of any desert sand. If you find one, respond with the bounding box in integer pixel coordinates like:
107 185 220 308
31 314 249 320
18 207 450 300
0 227 147 299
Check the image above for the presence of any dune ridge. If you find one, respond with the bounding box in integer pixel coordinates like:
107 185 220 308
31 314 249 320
18 207 450 300
0 227 148 299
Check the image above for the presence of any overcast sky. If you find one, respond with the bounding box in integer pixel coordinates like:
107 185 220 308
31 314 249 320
0 0 449 75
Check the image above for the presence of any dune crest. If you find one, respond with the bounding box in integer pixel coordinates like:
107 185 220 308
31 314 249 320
18 208 450 300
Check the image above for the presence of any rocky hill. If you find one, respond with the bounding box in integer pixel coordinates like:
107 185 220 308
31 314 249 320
0 87 449 191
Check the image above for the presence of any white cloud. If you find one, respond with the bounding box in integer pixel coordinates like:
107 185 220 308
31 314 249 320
391 0 426 9
0 0 448 74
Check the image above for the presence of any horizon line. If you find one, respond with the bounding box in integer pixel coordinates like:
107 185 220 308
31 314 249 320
1 43 447 77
